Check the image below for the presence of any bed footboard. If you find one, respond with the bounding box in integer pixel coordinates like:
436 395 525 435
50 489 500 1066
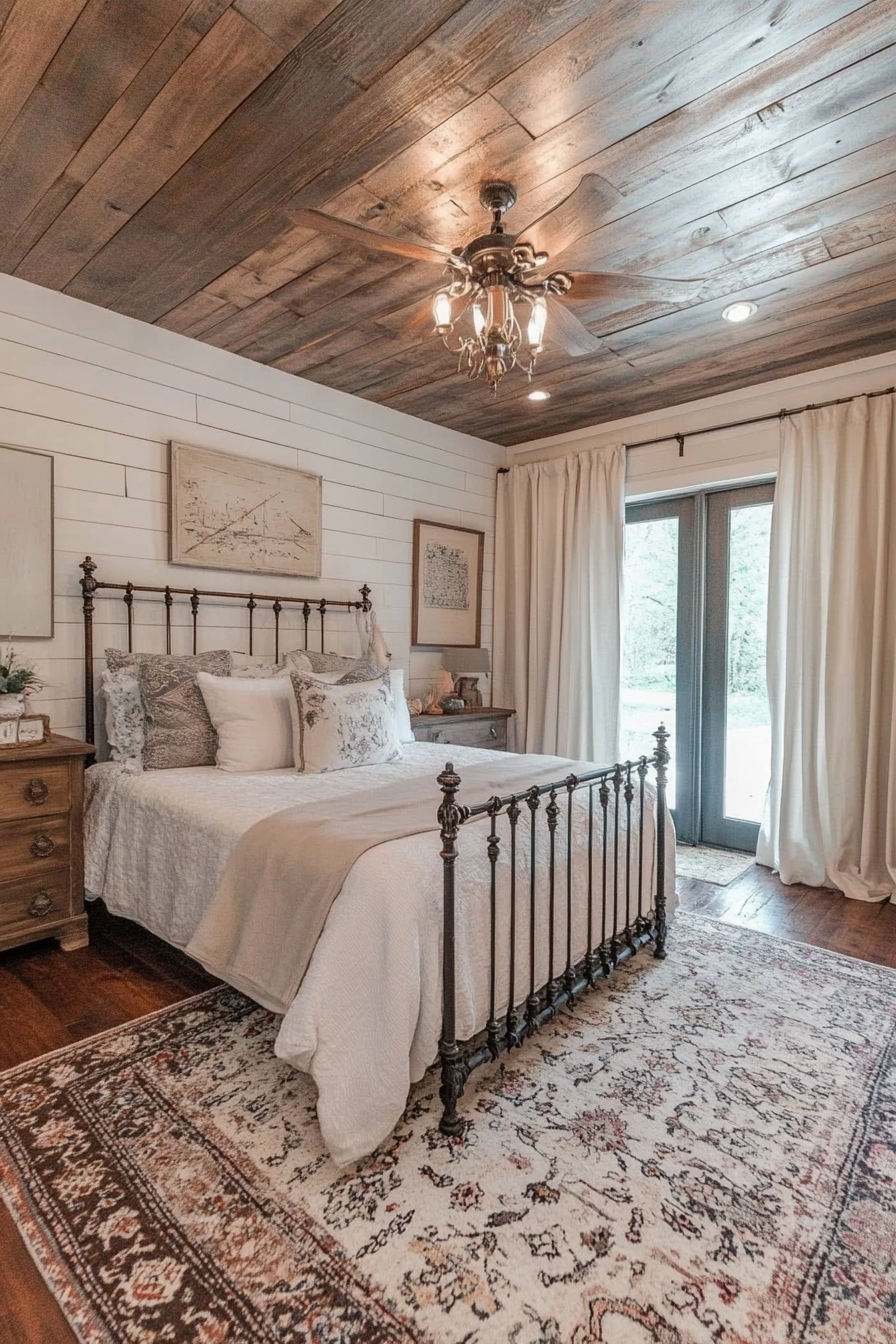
437 725 670 1136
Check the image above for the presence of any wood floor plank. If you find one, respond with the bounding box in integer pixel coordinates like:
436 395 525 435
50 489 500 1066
0 1203 78 1344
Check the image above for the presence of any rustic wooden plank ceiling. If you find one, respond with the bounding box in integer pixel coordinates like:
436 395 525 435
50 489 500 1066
1 0 894 445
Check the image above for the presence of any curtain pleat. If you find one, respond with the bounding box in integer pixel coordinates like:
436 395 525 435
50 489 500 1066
758 395 896 901
493 445 624 762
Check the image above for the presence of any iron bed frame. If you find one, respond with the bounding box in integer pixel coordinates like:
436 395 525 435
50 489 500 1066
79 556 669 1137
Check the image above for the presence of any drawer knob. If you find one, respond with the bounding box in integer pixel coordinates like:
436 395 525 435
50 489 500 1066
28 891 53 918
489 725 498 739
30 833 56 859
25 777 49 805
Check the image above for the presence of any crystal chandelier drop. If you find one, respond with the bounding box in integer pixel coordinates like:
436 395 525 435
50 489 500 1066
430 182 572 390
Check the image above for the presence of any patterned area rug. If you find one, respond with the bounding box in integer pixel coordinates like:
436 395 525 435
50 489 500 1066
676 844 756 885
2 913 896 1344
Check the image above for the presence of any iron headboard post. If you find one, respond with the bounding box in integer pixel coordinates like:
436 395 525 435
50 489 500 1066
80 556 98 760
653 722 669 959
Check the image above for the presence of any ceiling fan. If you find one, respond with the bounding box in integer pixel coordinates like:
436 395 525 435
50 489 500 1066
290 175 704 390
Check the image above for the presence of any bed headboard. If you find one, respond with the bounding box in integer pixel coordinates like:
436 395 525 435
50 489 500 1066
79 555 372 750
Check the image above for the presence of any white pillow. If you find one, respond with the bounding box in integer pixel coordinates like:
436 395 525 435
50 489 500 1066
196 673 294 772
288 671 402 773
389 668 415 745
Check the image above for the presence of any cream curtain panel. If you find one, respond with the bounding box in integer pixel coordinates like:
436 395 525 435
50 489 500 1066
758 394 896 902
493 444 625 762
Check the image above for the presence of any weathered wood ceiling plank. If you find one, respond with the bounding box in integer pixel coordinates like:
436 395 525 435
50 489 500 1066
0 0 893 442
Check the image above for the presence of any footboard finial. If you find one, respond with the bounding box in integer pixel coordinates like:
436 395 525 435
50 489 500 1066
438 763 466 1136
653 723 670 959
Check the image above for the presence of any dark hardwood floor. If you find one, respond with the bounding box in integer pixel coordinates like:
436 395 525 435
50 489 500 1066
2 877 895 1344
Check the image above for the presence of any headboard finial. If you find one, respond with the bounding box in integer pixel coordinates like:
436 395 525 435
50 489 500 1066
79 555 98 609
360 583 372 611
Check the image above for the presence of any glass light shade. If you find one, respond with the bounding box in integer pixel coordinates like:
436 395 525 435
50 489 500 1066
527 296 547 347
486 286 511 333
472 302 486 335
433 291 453 327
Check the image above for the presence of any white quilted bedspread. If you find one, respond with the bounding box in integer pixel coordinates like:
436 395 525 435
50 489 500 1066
85 744 676 1163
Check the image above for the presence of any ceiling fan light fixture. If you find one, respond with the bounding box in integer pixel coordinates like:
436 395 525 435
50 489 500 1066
527 295 548 350
472 301 486 336
528 389 551 401
432 291 453 331
722 300 758 323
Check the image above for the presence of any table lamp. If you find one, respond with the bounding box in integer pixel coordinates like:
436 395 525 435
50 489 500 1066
442 646 490 709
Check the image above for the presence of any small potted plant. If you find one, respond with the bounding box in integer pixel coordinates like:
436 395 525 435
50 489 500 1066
0 646 43 719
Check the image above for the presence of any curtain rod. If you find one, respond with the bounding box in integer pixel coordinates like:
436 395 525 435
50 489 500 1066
496 383 895 471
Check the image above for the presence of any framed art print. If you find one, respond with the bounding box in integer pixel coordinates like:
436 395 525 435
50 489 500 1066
412 519 484 648
0 444 53 638
169 442 322 578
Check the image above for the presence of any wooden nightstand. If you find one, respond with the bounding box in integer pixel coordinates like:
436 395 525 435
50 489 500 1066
0 734 93 955
410 707 515 752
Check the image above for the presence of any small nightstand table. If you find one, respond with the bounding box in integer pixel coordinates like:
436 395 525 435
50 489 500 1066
410 707 515 752
0 734 93 955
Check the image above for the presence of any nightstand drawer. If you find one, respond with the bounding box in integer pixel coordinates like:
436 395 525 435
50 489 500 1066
0 814 71 883
0 761 71 822
0 872 73 933
419 717 507 750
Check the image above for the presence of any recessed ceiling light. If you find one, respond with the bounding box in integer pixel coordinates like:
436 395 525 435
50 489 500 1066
722 300 758 323
528 389 551 401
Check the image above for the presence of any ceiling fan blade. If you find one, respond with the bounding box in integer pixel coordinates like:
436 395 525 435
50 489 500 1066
547 300 603 357
520 174 621 260
289 208 452 266
566 271 704 303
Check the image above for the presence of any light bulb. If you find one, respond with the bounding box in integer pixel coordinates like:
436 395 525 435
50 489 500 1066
721 300 758 323
433 291 453 329
472 302 486 336
527 296 547 348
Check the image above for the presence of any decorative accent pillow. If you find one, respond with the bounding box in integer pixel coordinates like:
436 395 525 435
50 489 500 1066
196 673 293 772
101 668 144 772
288 650 362 675
288 670 402 773
137 650 233 770
283 650 313 674
335 659 387 684
230 656 288 679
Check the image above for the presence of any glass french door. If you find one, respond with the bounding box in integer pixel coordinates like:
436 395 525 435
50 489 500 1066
622 482 774 851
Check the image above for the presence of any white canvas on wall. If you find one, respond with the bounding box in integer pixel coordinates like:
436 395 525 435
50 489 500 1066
0 445 53 638
170 441 322 578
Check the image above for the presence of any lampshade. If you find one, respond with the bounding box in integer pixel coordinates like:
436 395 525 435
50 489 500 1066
442 646 490 674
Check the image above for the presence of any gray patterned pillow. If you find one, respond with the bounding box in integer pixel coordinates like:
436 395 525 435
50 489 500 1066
299 650 363 674
136 650 233 770
336 659 387 684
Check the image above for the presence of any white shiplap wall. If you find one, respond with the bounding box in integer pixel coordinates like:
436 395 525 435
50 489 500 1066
0 275 503 743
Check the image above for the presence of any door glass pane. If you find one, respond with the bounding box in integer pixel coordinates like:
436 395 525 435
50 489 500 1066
622 517 677 806
724 503 772 821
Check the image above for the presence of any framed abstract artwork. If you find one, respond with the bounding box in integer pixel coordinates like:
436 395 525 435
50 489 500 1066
0 444 53 638
169 442 322 578
412 519 484 648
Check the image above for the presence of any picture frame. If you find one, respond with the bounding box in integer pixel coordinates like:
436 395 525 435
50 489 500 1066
412 519 484 648
169 441 322 579
0 444 54 638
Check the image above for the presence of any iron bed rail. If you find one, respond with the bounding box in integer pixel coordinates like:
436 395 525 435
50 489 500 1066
435 724 670 1135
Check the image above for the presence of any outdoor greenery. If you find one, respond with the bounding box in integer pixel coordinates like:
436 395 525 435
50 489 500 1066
622 506 772 699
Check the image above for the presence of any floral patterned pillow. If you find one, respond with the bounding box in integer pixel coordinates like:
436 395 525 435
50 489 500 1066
288 670 402 773
286 650 361 675
101 668 144 772
136 650 233 770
